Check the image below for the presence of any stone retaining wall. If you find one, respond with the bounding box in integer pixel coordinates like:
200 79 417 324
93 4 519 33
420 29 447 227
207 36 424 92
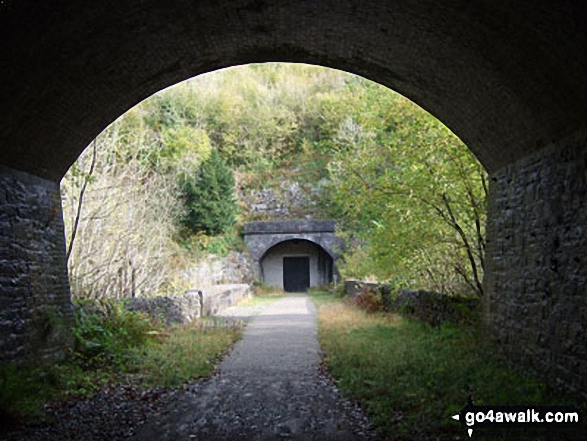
345 281 481 327
0 166 73 365
344 280 379 298
485 140 587 396
125 284 252 325
390 289 481 327
201 284 252 316
125 290 202 325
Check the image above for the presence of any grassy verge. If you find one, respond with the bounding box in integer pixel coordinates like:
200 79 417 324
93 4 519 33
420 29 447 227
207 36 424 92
251 282 286 297
127 318 242 387
311 291 585 440
0 301 243 426
234 283 285 308
237 296 283 307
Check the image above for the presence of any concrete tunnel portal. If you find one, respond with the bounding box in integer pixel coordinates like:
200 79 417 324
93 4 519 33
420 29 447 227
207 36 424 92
260 239 334 293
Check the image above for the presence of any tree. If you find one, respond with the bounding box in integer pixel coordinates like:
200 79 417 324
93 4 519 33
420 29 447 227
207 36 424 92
61 121 193 299
327 86 487 297
181 149 238 235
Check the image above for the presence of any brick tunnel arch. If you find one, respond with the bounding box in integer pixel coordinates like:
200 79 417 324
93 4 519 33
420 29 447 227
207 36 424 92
260 239 335 292
0 1 586 394
1 1 587 180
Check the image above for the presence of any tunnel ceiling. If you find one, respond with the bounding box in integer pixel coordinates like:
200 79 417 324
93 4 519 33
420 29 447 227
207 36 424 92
261 238 332 260
1 0 587 180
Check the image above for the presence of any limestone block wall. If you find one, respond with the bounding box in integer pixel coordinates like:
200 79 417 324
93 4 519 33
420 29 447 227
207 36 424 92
484 139 587 396
125 290 203 325
0 166 73 364
201 284 252 316
126 284 252 324
344 280 380 298
189 252 254 289
345 281 480 327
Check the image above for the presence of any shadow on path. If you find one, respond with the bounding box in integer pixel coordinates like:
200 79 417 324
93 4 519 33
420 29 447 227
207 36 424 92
132 294 377 440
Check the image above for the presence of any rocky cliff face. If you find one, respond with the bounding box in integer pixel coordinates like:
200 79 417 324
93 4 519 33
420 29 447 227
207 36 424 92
238 177 331 221
190 251 254 290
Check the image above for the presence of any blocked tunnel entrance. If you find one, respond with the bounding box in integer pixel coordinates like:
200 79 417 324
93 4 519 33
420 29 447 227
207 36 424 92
260 240 333 292
283 257 310 292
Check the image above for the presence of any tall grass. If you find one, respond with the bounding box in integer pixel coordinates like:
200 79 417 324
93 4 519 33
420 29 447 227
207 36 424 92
251 281 286 297
129 319 242 386
312 293 584 440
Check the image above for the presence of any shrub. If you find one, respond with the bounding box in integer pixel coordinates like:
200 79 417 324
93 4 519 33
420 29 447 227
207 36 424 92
349 287 386 313
180 149 238 235
73 300 161 367
331 282 346 298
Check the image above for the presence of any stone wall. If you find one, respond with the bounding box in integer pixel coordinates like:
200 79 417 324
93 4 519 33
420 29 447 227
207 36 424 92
391 290 481 327
125 290 203 325
201 284 252 316
189 252 254 289
345 281 480 327
126 284 252 324
344 280 379 298
485 139 587 396
239 179 330 221
0 165 73 365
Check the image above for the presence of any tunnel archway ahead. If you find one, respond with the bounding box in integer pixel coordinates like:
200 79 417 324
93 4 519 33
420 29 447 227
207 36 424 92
243 220 343 291
0 1 586 395
260 239 334 292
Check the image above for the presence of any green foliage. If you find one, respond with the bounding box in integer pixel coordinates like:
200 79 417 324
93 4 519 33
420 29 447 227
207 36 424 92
66 62 488 300
350 289 386 313
72 300 161 367
142 64 359 192
0 302 159 422
0 365 59 421
0 301 243 426
180 149 238 235
180 226 245 257
147 64 487 296
160 126 212 168
330 282 347 298
313 293 584 440
251 281 286 297
327 84 487 296
128 319 242 387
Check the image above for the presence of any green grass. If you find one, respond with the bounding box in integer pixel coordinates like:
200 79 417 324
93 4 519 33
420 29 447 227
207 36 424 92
237 294 284 307
127 318 242 386
251 282 287 297
236 282 285 307
311 292 585 440
0 302 243 427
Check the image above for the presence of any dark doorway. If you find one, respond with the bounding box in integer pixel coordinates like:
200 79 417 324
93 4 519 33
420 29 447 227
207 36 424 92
283 257 310 292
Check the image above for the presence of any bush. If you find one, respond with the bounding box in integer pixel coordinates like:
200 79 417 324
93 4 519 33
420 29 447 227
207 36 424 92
349 287 386 313
180 149 238 235
73 300 161 367
330 282 346 298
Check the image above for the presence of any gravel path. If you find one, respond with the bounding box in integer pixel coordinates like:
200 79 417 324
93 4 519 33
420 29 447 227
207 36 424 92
132 294 378 440
2 295 379 441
